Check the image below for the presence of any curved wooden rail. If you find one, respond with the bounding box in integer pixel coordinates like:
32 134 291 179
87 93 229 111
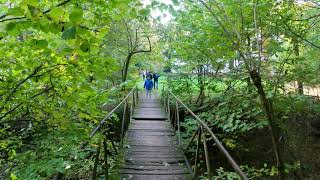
164 90 249 180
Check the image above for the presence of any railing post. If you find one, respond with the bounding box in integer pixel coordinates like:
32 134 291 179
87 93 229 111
136 87 139 103
92 139 101 180
167 96 170 121
130 93 134 122
120 99 127 146
132 92 135 108
164 93 168 112
175 100 181 145
103 138 108 180
194 128 202 178
201 126 211 179
185 125 200 153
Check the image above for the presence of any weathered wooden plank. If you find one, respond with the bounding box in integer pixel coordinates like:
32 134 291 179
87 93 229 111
121 169 186 175
125 157 185 164
126 154 184 159
133 114 167 119
131 121 167 125
127 151 183 156
125 160 186 167
128 129 174 133
123 165 185 170
134 111 166 115
134 107 164 111
120 174 191 180
131 120 167 124
136 105 163 108
130 124 168 128
126 147 179 153
127 135 173 139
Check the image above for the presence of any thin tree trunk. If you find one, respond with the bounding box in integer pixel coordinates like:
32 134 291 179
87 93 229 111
250 70 285 180
103 139 108 180
92 140 101 180
297 82 303 94
293 39 304 95
122 53 133 82
196 66 205 106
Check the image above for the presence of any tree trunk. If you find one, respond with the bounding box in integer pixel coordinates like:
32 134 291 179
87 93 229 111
122 53 133 82
249 70 285 180
297 82 304 95
294 39 303 95
103 139 108 180
196 66 205 106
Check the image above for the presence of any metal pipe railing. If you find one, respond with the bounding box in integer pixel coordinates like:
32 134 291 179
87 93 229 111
165 90 248 180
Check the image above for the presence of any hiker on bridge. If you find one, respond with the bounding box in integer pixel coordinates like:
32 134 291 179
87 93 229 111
153 73 160 89
146 71 152 79
141 70 146 81
144 75 153 98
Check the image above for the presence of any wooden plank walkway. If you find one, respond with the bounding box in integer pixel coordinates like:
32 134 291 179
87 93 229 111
121 92 191 180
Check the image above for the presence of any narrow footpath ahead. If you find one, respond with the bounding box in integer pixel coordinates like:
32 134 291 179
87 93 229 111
121 92 191 180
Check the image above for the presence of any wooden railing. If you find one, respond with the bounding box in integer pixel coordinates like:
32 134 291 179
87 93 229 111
163 90 248 180
89 86 138 180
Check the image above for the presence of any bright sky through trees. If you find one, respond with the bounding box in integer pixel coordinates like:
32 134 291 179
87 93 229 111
142 0 174 24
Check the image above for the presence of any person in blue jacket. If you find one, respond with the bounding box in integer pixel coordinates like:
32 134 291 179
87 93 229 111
144 76 153 98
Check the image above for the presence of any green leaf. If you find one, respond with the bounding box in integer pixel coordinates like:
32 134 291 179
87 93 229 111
69 7 83 23
10 173 18 180
48 23 61 34
62 26 76 39
172 0 179 6
50 7 64 21
139 9 150 16
36 40 48 49
8 149 16 160
7 7 24 16
5 22 16 31
151 1 160 7
80 39 90 52
27 4 41 17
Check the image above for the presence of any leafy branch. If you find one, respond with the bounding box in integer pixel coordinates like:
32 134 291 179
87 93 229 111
0 0 71 23
0 86 54 121
277 13 320 49
0 64 68 113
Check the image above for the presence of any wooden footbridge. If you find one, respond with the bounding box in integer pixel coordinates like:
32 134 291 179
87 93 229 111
121 94 190 179
89 87 248 180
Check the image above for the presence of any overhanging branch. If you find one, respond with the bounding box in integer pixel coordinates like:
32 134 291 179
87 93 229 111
132 36 152 55
0 0 71 23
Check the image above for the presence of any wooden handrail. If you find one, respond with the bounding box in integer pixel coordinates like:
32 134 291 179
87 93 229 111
90 86 137 180
166 90 249 180
90 86 137 138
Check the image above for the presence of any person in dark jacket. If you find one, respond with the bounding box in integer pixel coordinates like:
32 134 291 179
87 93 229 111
153 73 160 89
146 71 152 80
144 76 153 98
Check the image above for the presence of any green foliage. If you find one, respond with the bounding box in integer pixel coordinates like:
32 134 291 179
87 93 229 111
62 26 76 39
158 0 320 179
0 0 151 179
69 7 83 23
